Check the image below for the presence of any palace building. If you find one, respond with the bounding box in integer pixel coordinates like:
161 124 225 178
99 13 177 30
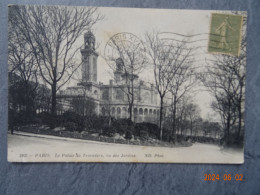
58 31 160 123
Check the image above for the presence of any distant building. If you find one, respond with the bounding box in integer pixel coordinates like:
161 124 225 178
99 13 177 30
58 31 160 123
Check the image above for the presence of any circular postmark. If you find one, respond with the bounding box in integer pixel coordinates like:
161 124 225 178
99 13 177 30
104 32 146 70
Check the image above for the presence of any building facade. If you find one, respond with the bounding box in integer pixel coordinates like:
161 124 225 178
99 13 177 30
58 31 160 123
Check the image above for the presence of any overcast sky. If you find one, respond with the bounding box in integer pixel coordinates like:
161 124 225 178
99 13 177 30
69 7 245 120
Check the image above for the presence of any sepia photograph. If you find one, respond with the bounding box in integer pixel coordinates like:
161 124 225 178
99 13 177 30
7 5 247 163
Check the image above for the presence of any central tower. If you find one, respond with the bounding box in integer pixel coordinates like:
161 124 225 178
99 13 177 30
114 58 124 83
81 31 98 83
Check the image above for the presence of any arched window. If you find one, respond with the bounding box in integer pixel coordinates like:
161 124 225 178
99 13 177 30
117 107 121 118
117 107 121 114
144 108 148 115
139 108 143 115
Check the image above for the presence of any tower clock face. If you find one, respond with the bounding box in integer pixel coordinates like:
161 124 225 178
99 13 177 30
104 32 145 71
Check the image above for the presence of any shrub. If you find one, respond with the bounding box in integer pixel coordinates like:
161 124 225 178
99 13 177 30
134 123 147 137
139 130 149 141
167 135 175 143
84 115 107 131
143 123 159 138
134 122 160 139
125 131 132 140
62 111 82 123
30 117 42 125
64 122 78 132
37 111 51 121
61 111 85 131
226 132 244 147
94 116 109 130
102 124 116 137
8 108 19 129
112 119 134 135
16 111 30 126
37 111 60 128
161 127 171 142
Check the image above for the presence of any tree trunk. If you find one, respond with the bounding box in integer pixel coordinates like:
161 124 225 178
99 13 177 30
108 115 111 126
159 97 164 140
51 82 57 117
181 122 183 136
237 102 242 139
25 82 31 123
237 86 243 140
226 113 231 145
171 95 177 136
127 82 134 121
190 120 193 137
129 103 133 121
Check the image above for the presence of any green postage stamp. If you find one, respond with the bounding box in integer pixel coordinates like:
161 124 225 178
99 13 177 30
208 13 243 56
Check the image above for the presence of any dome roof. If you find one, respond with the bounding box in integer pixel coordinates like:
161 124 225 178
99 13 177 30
84 31 95 40
116 58 124 64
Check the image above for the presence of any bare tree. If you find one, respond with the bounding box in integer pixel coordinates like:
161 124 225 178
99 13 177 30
175 95 190 136
168 52 197 139
200 12 247 145
9 5 103 118
186 103 201 136
104 33 146 121
8 12 39 119
101 98 113 126
200 37 246 144
168 95 198 137
144 31 194 140
35 83 52 114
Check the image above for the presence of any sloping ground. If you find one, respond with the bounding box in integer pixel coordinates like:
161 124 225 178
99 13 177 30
8 132 243 163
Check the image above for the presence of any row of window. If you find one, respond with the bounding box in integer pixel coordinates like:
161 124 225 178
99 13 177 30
101 107 159 116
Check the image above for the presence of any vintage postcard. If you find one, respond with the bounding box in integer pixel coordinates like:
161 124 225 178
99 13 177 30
8 5 247 163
